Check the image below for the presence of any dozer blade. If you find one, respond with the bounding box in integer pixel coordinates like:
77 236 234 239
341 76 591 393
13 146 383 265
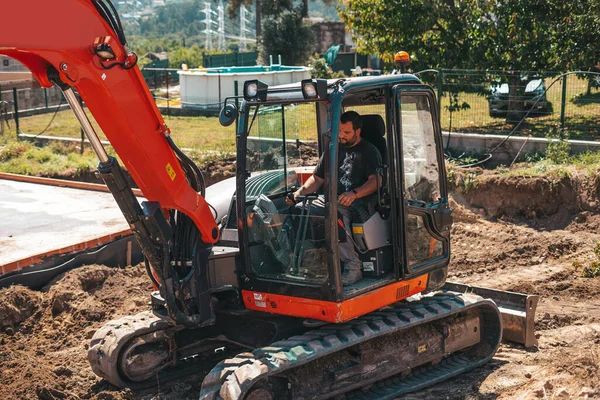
443 282 539 348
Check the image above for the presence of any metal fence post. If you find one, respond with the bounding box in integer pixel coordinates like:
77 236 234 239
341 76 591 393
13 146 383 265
12 87 19 138
437 69 443 126
560 74 567 130
218 70 222 109
79 92 85 154
44 88 49 109
234 80 239 132
166 69 170 117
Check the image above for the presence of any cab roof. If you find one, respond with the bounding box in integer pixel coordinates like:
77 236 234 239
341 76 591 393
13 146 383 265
251 74 425 106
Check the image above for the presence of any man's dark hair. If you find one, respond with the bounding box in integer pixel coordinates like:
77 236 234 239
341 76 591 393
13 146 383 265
340 111 362 131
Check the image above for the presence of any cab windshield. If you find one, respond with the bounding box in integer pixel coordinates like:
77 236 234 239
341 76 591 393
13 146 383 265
243 103 328 284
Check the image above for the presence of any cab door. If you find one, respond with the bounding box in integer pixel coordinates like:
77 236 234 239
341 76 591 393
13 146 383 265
393 87 452 278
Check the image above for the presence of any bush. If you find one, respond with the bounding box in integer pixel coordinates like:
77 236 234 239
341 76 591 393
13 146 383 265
582 262 600 278
0 142 29 162
546 128 571 164
308 56 333 79
576 242 600 278
444 165 481 194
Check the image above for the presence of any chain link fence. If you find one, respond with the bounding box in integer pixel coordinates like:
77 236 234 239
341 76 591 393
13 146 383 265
1 85 69 137
418 69 600 140
1 86 64 113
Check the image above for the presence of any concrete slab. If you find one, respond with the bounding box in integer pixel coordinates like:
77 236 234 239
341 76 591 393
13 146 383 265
0 179 135 268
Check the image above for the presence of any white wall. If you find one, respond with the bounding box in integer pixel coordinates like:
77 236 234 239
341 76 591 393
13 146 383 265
179 68 311 108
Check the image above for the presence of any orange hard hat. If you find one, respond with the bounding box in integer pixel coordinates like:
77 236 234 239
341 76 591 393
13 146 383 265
394 51 410 65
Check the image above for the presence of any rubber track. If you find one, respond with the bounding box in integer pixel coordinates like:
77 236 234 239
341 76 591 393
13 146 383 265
89 309 243 391
88 310 172 388
346 353 480 399
198 292 501 400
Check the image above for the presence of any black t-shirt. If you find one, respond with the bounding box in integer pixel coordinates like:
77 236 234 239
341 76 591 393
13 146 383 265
314 139 382 195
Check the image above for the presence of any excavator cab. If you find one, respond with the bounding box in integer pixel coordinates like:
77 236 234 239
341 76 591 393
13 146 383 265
223 75 454 322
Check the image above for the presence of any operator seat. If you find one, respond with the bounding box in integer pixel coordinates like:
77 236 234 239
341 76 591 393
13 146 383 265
354 114 392 278
359 114 386 164
358 114 387 216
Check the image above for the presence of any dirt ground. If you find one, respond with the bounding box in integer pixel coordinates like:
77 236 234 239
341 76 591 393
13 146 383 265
2 169 600 399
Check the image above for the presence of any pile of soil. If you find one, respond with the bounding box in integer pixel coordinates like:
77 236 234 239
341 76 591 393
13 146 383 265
2 169 600 399
0 265 152 400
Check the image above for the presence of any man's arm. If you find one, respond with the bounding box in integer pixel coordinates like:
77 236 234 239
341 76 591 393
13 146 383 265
338 174 379 207
292 174 324 200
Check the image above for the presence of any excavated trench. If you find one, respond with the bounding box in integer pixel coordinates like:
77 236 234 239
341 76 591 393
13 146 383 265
450 167 600 222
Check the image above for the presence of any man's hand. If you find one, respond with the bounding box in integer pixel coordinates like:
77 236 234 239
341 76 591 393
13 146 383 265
285 189 302 207
338 190 357 207
286 174 323 206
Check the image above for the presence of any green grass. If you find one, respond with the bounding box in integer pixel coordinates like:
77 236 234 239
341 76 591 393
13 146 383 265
5 102 323 179
249 103 319 141
17 73 599 144
445 141 600 195
480 149 600 179
0 133 241 182
0 136 100 177
504 161 572 179
17 108 238 154
16 102 321 153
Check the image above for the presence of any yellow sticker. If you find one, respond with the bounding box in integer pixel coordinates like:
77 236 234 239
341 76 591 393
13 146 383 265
352 226 363 234
417 344 427 353
166 163 176 181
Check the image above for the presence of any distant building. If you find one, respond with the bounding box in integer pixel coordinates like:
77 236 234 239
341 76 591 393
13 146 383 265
0 56 28 73
0 56 33 87
308 20 380 76
310 21 353 55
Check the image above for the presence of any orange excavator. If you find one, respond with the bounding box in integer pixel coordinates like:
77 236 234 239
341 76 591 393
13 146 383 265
0 1 537 398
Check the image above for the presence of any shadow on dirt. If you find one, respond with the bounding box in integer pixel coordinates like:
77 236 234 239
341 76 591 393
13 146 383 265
402 358 507 400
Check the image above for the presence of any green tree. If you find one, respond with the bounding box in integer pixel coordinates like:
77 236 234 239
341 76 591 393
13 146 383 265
339 0 600 124
225 0 276 42
308 56 333 79
260 9 314 65
226 0 334 47
466 0 559 123
168 45 204 69
339 1 474 69
226 1 323 66
552 1 600 94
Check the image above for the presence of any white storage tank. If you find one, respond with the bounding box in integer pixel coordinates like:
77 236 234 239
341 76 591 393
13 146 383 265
178 65 311 110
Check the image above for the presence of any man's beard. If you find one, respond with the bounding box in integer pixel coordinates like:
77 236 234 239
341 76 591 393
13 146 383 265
341 135 358 148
